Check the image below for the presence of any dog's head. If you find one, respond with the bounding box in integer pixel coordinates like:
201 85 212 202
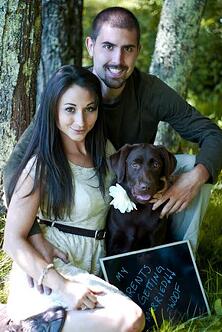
109 143 176 204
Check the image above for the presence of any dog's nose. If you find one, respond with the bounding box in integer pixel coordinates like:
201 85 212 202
139 183 150 191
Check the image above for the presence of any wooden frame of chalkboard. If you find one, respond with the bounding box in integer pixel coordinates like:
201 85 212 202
100 240 210 330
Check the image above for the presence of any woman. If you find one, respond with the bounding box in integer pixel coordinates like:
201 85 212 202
4 65 145 332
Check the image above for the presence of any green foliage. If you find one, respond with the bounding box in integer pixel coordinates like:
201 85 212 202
198 174 222 269
0 251 11 303
188 0 222 121
0 214 11 303
214 298 222 316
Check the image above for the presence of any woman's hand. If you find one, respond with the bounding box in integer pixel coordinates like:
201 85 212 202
64 280 104 310
27 233 69 294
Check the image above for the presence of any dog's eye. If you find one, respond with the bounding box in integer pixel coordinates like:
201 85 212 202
152 160 160 169
131 161 141 169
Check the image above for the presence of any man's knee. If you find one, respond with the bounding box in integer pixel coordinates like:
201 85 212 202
174 154 196 175
170 182 213 253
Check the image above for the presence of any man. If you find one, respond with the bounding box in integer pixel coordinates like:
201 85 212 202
83 7 222 253
4 7 222 271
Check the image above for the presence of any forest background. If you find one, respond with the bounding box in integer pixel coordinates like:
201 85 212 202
0 0 222 330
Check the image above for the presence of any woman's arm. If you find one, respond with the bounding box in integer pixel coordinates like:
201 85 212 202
3 171 99 309
27 232 69 294
3 171 64 290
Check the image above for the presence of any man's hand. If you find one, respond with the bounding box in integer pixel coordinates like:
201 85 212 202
27 233 69 294
152 164 210 218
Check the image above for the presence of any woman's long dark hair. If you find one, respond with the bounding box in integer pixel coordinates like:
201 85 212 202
8 65 107 219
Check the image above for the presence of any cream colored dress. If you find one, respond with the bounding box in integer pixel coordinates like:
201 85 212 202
7 141 120 321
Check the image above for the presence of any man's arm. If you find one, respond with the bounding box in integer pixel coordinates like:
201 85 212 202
153 78 221 217
151 76 222 184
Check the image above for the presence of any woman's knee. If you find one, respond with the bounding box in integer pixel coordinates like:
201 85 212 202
62 298 145 332
127 309 145 332
120 300 145 332
99 294 145 332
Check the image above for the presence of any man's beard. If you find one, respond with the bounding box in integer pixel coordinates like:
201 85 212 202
101 75 126 89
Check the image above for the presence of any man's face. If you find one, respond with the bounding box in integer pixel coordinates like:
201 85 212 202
86 23 140 90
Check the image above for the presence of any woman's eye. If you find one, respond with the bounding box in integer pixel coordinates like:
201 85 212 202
85 106 96 113
65 107 75 113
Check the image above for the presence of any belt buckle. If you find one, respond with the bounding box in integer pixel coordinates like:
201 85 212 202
95 230 106 240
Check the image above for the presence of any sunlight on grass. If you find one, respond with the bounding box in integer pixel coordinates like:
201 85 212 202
0 214 11 303
0 251 11 303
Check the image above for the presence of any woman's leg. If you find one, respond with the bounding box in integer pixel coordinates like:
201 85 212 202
63 292 145 332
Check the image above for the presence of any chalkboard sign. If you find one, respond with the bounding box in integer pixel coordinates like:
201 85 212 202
100 241 210 330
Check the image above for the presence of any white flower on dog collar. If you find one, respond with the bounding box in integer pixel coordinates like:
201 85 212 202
109 184 137 213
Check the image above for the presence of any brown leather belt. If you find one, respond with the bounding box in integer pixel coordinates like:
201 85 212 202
38 218 106 240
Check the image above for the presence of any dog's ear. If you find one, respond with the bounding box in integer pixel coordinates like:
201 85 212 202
156 145 177 178
108 144 134 183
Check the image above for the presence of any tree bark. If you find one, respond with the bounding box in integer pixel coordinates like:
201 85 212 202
150 0 206 151
0 0 41 211
36 0 83 105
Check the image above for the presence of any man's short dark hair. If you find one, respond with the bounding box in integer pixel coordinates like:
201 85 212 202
90 7 141 45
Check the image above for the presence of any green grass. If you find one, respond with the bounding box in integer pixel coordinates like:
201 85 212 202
0 182 222 330
0 215 11 303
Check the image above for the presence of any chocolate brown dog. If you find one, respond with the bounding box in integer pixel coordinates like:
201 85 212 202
106 143 177 256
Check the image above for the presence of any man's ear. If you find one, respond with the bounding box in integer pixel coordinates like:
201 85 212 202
85 36 94 58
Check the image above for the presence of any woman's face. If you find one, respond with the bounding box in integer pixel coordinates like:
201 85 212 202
56 84 98 143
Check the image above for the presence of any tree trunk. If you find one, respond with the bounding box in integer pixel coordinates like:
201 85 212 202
36 0 83 105
0 0 41 212
150 0 206 151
